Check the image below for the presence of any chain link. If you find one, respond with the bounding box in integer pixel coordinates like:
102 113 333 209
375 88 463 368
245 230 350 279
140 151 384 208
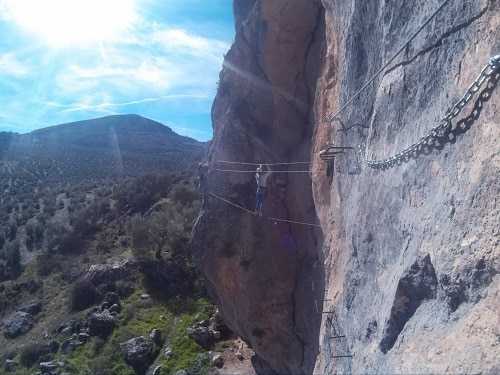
365 55 500 169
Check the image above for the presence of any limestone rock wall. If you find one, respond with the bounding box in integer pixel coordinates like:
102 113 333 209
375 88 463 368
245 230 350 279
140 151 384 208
193 0 500 374
192 1 325 374
313 0 500 373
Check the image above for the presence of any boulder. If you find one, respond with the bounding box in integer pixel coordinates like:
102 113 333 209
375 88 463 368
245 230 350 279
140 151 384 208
57 320 81 336
88 310 116 338
187 316 224 349
39 361 59 373
149 329 162 345
209 310 231 338
212 354 224 368
61 337 84 354
187 326 213 348
163 346 173 359
85 261 136 286
18 301 42 316
3 312 34 338
120 336 155 374
109 304 121 315
4 359 17 372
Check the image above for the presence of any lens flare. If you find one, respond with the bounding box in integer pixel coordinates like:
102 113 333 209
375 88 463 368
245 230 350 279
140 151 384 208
2 0 137 47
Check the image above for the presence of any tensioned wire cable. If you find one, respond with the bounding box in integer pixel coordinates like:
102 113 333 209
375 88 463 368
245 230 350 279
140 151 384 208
209 192 321 227
214 169 312 173
217 160 310 166
325 0 452 123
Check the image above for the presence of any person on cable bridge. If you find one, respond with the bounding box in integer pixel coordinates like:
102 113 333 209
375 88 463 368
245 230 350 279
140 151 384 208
255 164 272 216
197 162 209 209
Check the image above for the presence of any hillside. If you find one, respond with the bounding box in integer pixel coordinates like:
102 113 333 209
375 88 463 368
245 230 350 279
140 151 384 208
192 1 499 374
0 114 205 186
0 115 250 375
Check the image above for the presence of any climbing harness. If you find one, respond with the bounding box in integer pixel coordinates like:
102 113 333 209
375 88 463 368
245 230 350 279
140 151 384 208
325 0 453 123
365 55 500 169
209 192 321 228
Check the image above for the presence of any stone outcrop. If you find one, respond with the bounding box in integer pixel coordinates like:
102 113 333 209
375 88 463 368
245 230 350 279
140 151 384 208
120 336 156 375
193 0 500 374
3 311 34 338
87 310 116 338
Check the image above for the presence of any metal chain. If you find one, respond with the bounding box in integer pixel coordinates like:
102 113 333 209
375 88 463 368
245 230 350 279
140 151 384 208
365 55 500 169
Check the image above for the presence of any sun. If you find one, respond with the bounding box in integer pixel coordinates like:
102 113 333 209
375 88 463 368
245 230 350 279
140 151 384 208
3 0 137 47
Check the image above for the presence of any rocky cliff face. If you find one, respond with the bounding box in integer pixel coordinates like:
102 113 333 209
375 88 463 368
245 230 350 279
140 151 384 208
193 0 500 374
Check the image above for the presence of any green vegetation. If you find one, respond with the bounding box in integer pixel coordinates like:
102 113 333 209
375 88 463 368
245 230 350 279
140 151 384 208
62 297 213 375
0 239 22 281
0 167 216 375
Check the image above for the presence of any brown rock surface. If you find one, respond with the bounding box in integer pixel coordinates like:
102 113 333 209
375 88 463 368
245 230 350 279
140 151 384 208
193 0 500 374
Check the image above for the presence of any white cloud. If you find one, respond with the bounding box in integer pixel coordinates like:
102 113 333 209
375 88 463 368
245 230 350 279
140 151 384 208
152 28 229 62
0 53 29 77
56 57 179 94
45 93 210 114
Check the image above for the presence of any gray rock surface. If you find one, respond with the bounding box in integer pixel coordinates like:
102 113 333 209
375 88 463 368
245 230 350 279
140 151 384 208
17 301 42 315
120 336 156 374
87 310 116 338
192 0 324 372
193 0 500 374
4 359 17 372
149 328 162 345
3 311 34 338
212 354 224 368
312 1 500 374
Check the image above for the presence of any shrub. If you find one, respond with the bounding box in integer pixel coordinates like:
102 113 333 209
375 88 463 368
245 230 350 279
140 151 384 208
71 280 100 311
172 185 198 206
36 252 61 277
129 216 151 261
0 240 22 280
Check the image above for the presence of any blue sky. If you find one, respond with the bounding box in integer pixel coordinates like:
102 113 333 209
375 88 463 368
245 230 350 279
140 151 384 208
0 0 234 140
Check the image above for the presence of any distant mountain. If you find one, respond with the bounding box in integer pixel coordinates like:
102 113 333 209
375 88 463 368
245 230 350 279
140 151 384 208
0 115 205 185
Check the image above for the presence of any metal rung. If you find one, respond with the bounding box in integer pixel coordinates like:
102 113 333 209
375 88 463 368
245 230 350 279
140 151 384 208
320 145 354 160
329 335 345 339
333 355 353 358
322 145 355 150
320 154 340 161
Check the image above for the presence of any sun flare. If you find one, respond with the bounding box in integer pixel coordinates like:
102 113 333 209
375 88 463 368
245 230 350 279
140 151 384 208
3 0 136 47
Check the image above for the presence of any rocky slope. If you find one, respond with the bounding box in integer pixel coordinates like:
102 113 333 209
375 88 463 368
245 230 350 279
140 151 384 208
0 115 236 375
193 0 500 374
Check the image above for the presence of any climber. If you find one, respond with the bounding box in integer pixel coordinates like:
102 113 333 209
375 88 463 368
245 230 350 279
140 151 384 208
255 164 271 216
197 162 209 208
